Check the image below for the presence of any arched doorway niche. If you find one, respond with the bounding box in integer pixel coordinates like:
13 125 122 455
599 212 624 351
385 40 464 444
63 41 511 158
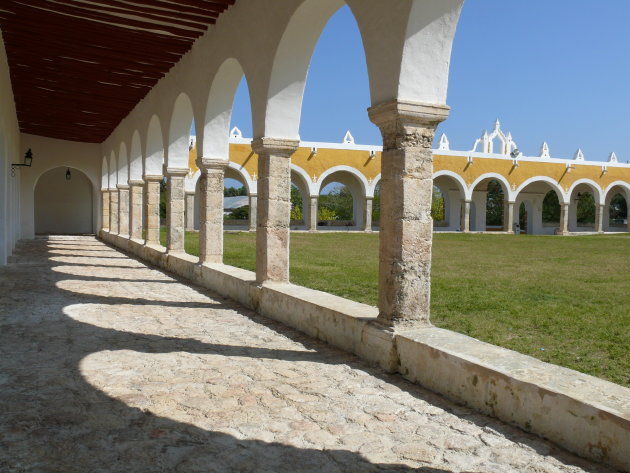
568 183 600 232
603 185 629 232
433 174 465 231
470 177 510 232
317 169 366 231
219 167 252 231
35 167 94 235
514 180 564 235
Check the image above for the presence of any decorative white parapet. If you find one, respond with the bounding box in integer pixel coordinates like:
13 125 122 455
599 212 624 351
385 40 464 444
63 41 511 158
230 126 243 139
343 130 355 145
574 149 585 161
438 133 450 151
539 141 551 158
608 151 618 163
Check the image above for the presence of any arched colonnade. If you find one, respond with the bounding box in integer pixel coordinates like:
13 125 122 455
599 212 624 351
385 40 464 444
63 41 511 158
99 0 466 328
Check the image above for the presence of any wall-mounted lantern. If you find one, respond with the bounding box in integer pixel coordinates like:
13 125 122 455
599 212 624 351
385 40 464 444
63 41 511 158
11 148 33 176
65 168 72 181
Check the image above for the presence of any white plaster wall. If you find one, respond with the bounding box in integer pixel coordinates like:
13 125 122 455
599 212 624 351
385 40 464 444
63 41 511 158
19 134 101 239
0 29 22 265
34 167 93 234
471 191 487 231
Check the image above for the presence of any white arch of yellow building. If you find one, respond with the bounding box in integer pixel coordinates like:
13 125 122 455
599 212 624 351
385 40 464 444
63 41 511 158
184 122 630 235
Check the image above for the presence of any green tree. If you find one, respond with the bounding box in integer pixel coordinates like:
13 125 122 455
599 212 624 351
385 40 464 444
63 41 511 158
609 193 627 223
486 180 504 226
159 178 167 220
576 192 595 224
224 186 247 197
431 186 445 221
542 190 560 223
225 206 249 220
290 185 303 221
371 184 380 223
319 185 354 221
318 207 338 221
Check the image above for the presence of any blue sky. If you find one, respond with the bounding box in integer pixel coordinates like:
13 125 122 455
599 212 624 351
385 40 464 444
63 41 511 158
229 1 630 163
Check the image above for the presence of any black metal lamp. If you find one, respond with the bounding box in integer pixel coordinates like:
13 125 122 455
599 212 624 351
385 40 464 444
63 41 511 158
65 168 72 181
11 149 33 176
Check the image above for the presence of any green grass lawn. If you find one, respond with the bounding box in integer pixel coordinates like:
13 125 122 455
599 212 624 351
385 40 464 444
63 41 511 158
160 229 630 386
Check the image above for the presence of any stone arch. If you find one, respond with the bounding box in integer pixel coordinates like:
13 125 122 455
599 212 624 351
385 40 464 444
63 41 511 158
514 177 567 235
167 92 194 169
290 164 313 229
117 142 129 186
145 114 164 177
433 171 466 231
469 173 511 231
603 182 630 232
368 173 381 198
226 161 256 195
261 0 346 139
202 58 250 159
129 130 142 181
34 167 94 234
316 166 368 230
567 179 601 232
567 179 602 206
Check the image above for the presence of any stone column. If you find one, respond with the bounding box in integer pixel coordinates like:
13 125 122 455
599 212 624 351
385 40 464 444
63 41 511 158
461 200 471 232
128 180 144 240
185 191 196 231
308 196 318 232
198 158 228 264
248 194 257 232
596 204 605 234
117 184 130 236
364 197 373 232
166 168 188 253
559 203 569 235
144 175 162 246
101 189 110 232
504 201 515 233
368 100 449 328
251 138 299 284
109 188 119 234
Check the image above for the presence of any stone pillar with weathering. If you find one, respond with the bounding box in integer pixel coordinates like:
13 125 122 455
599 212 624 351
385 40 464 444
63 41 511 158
308 196 318 232
462 200 471 232
252 138 299 283
144 175 162 246
368 100 449 328
504 201 515 233
596 204 605 233
559 203 570 235
101 189 110 232
364 197 373 232
117 184 130 236
166 168 188 253
109 188 119 234
198 158 228 264
248 194 257 232
185 191 196 231
129 179 144 240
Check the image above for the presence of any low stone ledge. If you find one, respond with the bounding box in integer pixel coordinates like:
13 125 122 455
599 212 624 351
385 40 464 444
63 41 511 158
395 328 630 472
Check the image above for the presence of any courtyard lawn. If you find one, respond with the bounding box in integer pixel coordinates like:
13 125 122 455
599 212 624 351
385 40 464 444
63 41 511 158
161 229 630 386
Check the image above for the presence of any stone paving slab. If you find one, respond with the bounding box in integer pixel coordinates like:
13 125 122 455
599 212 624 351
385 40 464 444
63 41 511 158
0 236 617 473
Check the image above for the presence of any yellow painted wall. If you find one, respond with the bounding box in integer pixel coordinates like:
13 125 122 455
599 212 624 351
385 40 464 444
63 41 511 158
188 143 630 194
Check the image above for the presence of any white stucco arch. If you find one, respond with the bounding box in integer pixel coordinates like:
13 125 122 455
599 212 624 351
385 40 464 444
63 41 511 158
315 165 369 197
117 142 129 185
129 130 143 181
567 179 603 205
101 157 108 190
108 151 117 190
167 92 194 169
202 58 249 159
603 181 630 202
226 161 257 195
515 176 568 205
260 0 345 139
185 169 200 194
432 170 467 199
368 173 381 198
145 114 164 177
291 164 317 196
469 173 512 201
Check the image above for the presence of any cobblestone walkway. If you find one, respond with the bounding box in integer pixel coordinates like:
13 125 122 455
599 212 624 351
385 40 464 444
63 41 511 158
0 237 614 473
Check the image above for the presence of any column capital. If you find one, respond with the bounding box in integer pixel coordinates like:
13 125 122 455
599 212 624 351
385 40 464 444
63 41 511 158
196 157 229 172
185 190 196 196
143 174 163 182
128 179 144 186
251 137 299 158
165 167 189 178
368 100 450 129
101 187 109 192
116 184 129 190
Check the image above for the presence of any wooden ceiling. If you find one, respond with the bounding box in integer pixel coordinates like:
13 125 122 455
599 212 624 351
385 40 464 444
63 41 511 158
0 0 235 143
